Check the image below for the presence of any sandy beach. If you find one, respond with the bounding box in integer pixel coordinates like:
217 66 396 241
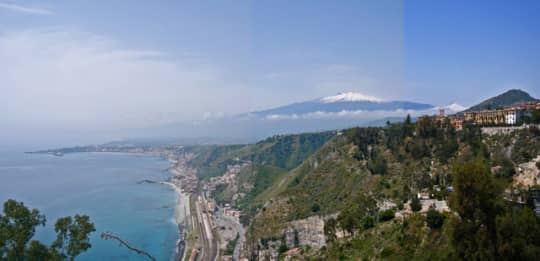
160 179 190 261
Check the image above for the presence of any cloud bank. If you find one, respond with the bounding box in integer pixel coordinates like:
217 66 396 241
0 29 255 146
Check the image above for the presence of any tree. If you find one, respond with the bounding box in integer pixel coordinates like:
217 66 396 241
0 199 95 261
403 114 414 138
360 215 374 229
449 160 502 260
496 207 540 259
324 218 337 242
378 209 395 222
311 203 321 213
51 215 96 260
425 209 444 229
410 197 421 212
0 199 46 259
337 207 359 235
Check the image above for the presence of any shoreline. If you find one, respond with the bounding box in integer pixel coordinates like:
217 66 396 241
162 181 191 261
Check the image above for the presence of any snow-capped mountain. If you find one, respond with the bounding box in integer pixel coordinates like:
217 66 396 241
248 92 435 119
138 92 468 143
320 92 384 103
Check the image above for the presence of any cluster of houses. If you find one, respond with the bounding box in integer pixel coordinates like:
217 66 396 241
443 101 540 130
207 163 249 192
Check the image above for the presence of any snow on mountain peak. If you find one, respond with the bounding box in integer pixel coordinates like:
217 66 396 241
320 92 384 103
440 102 467 113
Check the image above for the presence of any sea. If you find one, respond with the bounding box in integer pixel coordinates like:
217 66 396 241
0 151 179 260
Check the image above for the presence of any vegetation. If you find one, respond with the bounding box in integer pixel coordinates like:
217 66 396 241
224 233 239 255
465 89 538 112
0 199 95 261
410 197 422 212
449 160 540 260
377 209 395 222
425 208 444 229
191 111 540 259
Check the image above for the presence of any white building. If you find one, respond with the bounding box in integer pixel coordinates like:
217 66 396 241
506 111 518 125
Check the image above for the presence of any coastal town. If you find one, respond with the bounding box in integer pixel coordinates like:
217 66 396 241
28 96 540 261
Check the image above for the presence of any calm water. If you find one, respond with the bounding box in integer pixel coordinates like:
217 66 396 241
0 152 178 260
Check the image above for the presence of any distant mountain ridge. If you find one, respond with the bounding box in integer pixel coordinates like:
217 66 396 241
248 92 435 118
465 89 538 112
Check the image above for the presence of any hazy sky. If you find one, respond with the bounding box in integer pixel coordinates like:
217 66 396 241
1 0 539 148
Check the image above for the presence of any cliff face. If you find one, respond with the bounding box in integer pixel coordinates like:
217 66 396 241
284 215 326 249
249 215 328 261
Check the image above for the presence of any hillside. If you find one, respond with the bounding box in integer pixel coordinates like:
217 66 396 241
238 117 540 260
465 89 538 112
181 131 336 179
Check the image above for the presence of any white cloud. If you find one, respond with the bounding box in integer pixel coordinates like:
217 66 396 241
0 2 54 15
0 29 252 133
262 105 466 121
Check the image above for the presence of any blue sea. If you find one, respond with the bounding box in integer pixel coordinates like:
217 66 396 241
0 152 178 260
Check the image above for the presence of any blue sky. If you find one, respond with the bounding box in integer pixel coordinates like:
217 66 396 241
0 0 539 147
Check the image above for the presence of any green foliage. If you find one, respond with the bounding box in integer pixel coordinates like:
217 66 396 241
449 160 501 260
310 203 320 213
496 207 540 259
251 132 335 170
346 127 382 160
536 161 540 170
378 209 395 222
324 218 337 243
51 215 95 260
336 195 377 235
495 157 515 178
466 89 538 112
410 197 421 212
531 109 540 124
0 199 46 259
460 124 488 159
224 233 239 255
367 150 387 175
425 209 444 229
236 165 287 215
360 216 374 229
0 199 95 261
278 244 289 253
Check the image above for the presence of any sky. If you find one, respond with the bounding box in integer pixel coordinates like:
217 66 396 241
1 0 539 148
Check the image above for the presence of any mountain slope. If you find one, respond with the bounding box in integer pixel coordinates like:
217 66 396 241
249 92 434 118
465 89 538 112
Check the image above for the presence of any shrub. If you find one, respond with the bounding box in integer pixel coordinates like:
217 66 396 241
536 161 540 170
425 209 444 229
496 158 515 177
411 197 422 212
361 215 374 229
311 202 321 213
378 209 395 222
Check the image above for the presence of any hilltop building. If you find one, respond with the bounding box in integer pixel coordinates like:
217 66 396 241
464 107 523 126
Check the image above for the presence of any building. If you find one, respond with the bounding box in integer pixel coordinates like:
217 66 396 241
449 115 464 130
464 107 522 126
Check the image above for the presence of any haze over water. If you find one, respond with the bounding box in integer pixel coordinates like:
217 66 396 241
0 152 178 260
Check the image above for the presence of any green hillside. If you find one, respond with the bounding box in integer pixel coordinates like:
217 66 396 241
181 131 335 180
465 89 538 112
243 116 540 260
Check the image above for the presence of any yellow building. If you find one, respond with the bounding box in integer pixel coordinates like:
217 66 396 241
464 108 521 126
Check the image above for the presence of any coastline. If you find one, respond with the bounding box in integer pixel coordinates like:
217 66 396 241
162 180 191 261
